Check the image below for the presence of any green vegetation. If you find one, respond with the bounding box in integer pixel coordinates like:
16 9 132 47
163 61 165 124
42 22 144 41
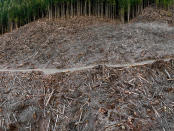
0 0 174 34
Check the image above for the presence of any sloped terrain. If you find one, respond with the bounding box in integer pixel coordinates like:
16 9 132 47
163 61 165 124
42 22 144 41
0 6 174 131
0 10 174 69
132 6 174 25
0 60 174 131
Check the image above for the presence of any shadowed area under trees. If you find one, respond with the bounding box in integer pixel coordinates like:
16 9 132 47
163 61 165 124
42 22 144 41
0 0 174 34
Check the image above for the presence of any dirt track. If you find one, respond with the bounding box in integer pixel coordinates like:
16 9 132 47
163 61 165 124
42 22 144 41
0 58 171 74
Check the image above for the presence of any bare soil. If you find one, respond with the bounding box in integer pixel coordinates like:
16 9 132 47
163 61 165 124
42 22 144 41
0 6 174 131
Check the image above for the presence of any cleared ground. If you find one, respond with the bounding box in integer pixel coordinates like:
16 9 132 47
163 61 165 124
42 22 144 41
0 60 174 131
0 10 174 69
0 6 174 131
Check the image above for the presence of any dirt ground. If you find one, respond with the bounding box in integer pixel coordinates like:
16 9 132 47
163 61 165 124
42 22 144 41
0 7 174 69
0 60 174 131
0 6 174 131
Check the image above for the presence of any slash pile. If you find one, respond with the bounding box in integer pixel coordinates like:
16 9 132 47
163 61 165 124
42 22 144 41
0 59 174 131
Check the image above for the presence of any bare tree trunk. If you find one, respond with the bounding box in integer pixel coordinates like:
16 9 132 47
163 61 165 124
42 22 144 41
66 2 70 18
9 22 13 32
61 3 65 18
71 1 73 17
105 3 108 18
77 1 80 16
48 6 51 20
133 5 135 17
54 6 56 18
101 2 103 18
80 1 82 16
120 8 124 23
88 0 91 16
84 0 87 16
15 22 18 29
128 4 130 22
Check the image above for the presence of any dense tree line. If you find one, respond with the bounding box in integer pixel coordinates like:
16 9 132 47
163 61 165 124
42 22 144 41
0 0 174 34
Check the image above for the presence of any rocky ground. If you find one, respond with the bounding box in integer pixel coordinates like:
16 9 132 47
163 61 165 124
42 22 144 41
0 6 174 131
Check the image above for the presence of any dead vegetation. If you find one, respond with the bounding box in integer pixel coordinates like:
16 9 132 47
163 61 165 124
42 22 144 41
132 5 174 25
0 60 174 131
0 6 174 131
0 14 174 70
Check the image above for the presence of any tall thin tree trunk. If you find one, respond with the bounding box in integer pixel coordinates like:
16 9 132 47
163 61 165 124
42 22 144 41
71 1 73 17
128 5 130 22
120 8 125 23
84 0 87 16
88 0 91 16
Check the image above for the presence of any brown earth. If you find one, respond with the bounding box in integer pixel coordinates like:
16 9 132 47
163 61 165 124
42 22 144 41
0 6 174 131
